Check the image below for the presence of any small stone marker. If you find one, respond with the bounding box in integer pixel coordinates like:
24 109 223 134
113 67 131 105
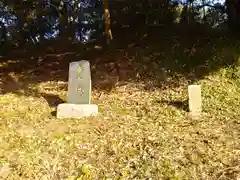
56 60 98 119
188 85 201 117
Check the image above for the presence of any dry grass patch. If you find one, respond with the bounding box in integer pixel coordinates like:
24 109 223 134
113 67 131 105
0 36 240 179
1 73 239 179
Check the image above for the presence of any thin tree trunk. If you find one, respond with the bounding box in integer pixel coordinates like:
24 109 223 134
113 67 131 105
226 0 240 30
103 0 113 44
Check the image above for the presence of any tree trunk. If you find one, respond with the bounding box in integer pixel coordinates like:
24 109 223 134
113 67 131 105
103 0 113 44
226 0 240 30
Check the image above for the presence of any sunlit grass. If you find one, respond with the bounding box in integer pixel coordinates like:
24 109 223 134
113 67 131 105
0 36 240 179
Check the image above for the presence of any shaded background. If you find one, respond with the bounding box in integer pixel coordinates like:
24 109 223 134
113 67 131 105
0 0 240 97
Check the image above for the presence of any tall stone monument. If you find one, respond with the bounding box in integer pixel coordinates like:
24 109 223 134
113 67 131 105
57 60 98 119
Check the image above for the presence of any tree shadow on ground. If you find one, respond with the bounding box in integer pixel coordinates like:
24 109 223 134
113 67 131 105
160 100 189 112
0 26 240 105
41 93 65 107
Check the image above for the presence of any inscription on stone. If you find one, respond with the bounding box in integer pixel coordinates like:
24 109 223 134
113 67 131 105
67 60 91 104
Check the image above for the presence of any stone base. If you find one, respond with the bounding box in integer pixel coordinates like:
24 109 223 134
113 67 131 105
57 103 98 119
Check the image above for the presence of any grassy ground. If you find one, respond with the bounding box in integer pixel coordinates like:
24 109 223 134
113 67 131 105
0 30 240 179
